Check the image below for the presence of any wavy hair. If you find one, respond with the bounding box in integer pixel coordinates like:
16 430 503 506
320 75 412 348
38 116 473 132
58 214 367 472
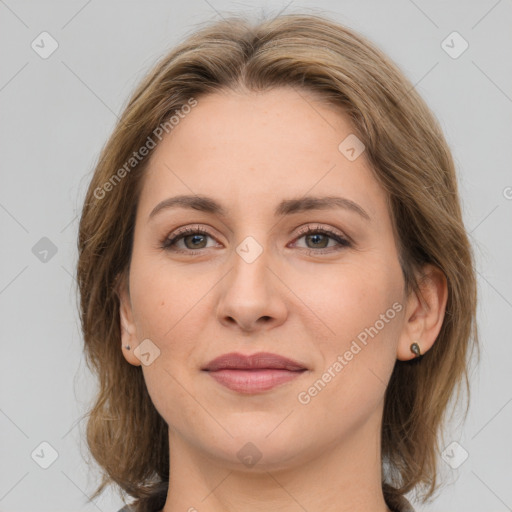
77 12 478 511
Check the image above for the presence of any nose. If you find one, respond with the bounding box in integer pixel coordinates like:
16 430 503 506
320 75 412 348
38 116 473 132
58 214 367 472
215 243 288 333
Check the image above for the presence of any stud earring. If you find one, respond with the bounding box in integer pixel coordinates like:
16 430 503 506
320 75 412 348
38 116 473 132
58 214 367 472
410 342 421 358
124 345 131 350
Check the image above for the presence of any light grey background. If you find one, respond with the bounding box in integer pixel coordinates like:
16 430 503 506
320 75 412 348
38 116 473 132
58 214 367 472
1 0 511 511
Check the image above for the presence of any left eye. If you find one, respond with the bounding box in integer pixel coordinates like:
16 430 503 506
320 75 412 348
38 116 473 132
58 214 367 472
294 231 346 250
291 226 351 252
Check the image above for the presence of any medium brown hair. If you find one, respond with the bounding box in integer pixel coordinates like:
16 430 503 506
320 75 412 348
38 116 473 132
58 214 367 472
77 12 478 511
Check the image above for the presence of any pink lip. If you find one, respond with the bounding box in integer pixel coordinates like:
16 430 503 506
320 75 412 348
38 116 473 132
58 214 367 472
202 352 307 394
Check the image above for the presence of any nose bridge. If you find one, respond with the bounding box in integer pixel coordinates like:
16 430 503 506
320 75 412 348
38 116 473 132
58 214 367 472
229 232 272 295
215 228 287 331
225 202 275 278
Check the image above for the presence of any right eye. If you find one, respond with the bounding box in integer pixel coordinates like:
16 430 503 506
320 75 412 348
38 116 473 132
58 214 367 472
161 226 219 254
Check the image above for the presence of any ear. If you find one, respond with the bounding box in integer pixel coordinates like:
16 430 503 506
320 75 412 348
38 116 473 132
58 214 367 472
115 272 141 367
397 264 448 361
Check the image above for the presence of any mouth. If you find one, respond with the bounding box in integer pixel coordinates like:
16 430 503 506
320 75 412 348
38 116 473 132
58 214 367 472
202 352 308 394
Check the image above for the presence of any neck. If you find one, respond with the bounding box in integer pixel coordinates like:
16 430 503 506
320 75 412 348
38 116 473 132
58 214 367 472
161 406 392 512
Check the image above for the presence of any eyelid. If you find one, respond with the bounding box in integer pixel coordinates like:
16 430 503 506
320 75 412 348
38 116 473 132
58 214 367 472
293 223 349 240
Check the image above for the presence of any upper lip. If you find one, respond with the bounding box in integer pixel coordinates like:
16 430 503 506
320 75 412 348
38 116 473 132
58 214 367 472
202 352 307 371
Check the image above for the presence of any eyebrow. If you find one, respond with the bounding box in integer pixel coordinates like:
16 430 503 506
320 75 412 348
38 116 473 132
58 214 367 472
148 194 371 222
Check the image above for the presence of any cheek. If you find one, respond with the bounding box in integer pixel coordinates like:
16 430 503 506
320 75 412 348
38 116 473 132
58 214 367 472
128 256 212 378
128 262 203 422
300 261 404 415
129 251 197 339
297 270 403 433
299 258 403 346
130 275 170 338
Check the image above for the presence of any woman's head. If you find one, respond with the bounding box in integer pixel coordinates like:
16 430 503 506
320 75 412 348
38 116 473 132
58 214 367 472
77 13 477 510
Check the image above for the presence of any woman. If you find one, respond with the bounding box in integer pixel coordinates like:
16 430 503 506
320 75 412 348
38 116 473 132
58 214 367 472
77 12 478 512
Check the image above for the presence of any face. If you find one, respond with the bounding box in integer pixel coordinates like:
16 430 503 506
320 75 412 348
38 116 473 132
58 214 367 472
119 87 410 470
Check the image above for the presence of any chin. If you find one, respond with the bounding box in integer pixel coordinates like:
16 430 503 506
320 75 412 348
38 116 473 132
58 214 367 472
198 421 313 471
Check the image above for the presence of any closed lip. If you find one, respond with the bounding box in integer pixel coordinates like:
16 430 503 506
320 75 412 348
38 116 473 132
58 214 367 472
202 352 307 372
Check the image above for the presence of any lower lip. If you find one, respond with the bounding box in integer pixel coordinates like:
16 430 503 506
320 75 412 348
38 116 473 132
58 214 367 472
206 369 305 393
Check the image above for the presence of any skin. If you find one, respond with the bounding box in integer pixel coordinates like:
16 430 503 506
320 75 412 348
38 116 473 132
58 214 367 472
118 87 447 512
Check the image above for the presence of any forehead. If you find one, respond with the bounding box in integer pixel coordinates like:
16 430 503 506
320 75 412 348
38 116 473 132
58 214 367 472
155 87 355 162
137 87 387 223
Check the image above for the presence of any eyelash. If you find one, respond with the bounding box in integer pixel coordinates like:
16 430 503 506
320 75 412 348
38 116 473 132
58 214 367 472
160 224 352 256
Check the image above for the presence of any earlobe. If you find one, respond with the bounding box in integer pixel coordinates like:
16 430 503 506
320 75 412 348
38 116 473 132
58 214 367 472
409 341 422 358
115 272 141 367
397 264 448 361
